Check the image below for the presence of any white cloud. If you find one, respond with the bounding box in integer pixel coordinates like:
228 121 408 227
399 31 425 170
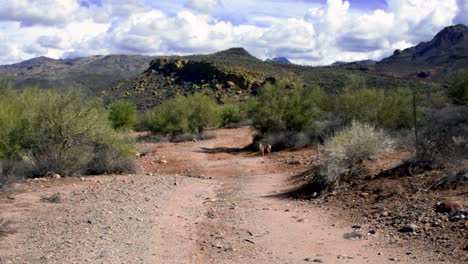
0 0 80 27
0 0 466 65
185 0 221 13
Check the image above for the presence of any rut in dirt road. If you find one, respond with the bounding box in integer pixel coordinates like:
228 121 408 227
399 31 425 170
0 127 441 263
142 127 437 264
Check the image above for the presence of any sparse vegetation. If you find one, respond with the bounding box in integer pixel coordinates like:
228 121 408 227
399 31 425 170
415 105 468 164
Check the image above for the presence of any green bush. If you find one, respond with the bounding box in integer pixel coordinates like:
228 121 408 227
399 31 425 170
332 86 413 129
448 69 468 105
249 82 325 133
318 121 393 184
144 93 220 137
0 88 136 177
108 100 137 130
220 103 248 127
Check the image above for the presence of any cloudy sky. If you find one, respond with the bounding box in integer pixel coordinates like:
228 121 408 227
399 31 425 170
0 0 467 65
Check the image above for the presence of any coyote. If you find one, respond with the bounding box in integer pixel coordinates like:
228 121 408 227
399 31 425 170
266 144 272 154
258 143 265 156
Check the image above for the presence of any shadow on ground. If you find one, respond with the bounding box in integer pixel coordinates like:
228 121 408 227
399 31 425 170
263 169 327 200
196 146 252 155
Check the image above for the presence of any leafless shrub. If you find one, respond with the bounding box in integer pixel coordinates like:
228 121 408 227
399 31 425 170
416 106 468 165
430 169 468 190
0 158 34 187
86 143 139 175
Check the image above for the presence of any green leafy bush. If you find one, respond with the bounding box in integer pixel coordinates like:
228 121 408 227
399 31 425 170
249 82 325 133
332 87 413 129
448 69 468 105
144 93 220 137
220 103 248 127
0 88 136 178
109 100 137 130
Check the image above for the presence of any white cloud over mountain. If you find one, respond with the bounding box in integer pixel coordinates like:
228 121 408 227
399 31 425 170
0 0 465 65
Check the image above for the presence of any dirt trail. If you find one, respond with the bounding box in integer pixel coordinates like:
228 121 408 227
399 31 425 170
0 127 437 263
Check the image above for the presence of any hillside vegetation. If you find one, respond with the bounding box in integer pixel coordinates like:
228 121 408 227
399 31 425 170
110 48 439 109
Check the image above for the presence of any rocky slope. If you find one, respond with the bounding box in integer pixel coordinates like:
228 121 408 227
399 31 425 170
375 24 468 79
110 48 426 109
4 25 467 107
0 54 155 94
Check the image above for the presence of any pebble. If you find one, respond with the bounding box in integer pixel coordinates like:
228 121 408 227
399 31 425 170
304 258 323 262
399 223 418 233
436 200 463 213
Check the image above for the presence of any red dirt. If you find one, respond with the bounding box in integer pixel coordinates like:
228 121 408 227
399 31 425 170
0 126 462 263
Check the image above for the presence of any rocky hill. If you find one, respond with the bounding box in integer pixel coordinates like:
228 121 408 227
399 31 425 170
110 48 424 109
374 24 468 79
0 54 156 94
4 25 467 108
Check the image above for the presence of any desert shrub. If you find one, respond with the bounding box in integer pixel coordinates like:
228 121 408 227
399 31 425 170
144 93 220 137
317 121 393 185
220 103 248 127
108 100 137 130
249 82 325 134
0 88 136 177
415 105 468 164
86 137 138 175
448 69 468 105
332 86 413 129
0 159 34 187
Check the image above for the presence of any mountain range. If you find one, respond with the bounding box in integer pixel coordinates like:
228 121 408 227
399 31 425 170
1 24 467 108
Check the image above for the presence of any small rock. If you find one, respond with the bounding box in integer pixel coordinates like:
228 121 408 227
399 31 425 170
360 192 370 197
436 200 463 213
399 223 418 233
343 232 363 240
352 225 362 229
244 239 255 244
381 211 389 217
159 159 168 164
304 258 323 262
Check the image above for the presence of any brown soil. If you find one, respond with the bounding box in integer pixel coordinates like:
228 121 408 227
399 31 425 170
0 126 462 263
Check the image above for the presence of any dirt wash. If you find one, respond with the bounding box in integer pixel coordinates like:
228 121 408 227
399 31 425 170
0 127 440 263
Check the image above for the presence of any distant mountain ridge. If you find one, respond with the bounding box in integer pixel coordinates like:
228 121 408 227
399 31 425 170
2 25 466 107
374 24 468 79
266 57 292 64
0 54 156 93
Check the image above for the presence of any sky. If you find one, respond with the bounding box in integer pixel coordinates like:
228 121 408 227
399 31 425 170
0 0 467 65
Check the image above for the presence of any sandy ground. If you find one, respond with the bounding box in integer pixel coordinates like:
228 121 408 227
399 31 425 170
0 127 447 263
